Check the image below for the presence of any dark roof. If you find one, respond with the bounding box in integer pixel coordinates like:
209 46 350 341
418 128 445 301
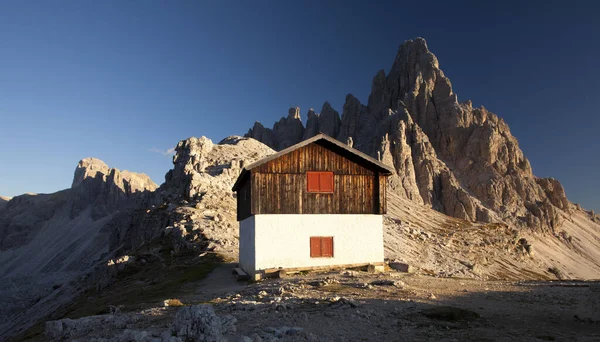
232 133 394 191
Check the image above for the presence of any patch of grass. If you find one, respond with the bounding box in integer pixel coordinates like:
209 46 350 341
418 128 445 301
14 323 45 341
15 225 222 342
17 250 223 341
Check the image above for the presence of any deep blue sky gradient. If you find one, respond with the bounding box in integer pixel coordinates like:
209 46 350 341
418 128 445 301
0 1 599 211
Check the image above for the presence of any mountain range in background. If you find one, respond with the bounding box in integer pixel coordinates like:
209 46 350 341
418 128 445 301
1 38 600 339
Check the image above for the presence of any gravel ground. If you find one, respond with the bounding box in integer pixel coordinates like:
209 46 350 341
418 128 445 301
37 264 600 341
178 265 600 341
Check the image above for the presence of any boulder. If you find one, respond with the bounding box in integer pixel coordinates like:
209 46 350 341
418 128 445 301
45 314 136 340
171 304 236 342
389 262 415 273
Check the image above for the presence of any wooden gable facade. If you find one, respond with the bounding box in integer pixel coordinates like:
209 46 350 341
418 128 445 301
232 134 394 221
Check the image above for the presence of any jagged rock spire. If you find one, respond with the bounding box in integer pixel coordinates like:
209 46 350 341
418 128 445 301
243 38 570 231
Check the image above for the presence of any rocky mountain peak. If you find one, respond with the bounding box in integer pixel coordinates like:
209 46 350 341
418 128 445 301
72 158 157 193
72 158 110 188
0 196 10 211
288 107 301 120
243 37 571 232
302 108 320 140
246 121 274 148
246 107 305 150
163 136 275 201
70 158 158 219
319 101 342 138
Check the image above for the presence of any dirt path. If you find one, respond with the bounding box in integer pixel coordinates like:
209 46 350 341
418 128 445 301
179 262 247 302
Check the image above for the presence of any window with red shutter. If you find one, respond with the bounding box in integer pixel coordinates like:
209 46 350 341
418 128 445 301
306 172 334 193
309 236 334 258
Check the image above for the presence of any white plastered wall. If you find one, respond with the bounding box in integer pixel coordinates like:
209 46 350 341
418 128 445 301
239 216 256 273
239 214 384 274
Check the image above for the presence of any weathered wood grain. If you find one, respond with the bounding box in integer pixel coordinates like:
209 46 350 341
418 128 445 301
236 141 388 218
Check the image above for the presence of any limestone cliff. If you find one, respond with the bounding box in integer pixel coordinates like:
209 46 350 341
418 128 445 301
244 38 569 232
0 159 156 253
108 136 275 256
246 107 305 150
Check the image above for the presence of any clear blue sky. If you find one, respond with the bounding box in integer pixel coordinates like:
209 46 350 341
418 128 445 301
0 1 599 211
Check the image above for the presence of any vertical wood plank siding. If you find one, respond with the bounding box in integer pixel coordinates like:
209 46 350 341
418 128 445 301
379 175 387 214
244 143 388 215
254 143 374 175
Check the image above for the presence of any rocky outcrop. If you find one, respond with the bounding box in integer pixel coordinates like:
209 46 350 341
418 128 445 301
0 196 10 211
163 136 274 201
318 102 342 138
302 108 319 140
45 313 143 341
104 136 275 265
44 305 236 341
245 122 275 149
72 158 156 192
272 107 305 150
109 136 275 257
0 159 157 253
71 158 158 219
536 177 570 211
248 104 343 150
172 304 236 341
247 108 304 150
244 38 569 232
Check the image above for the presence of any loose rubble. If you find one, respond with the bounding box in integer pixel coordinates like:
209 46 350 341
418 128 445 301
40 264 600 341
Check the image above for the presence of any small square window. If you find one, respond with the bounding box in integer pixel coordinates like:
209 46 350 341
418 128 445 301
310 236 334 258
306 171 334 193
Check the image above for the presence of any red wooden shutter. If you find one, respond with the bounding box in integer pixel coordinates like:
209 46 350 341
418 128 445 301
310 237 322 257
321 237 334 257
307 172 320 192
319 172 334 192
310 237 334 258
307 171 334 193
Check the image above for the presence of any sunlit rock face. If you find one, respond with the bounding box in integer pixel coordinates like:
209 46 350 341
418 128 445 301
244 37 569 232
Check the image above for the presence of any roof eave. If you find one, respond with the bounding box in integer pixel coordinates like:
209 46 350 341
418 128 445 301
231 133 395 192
